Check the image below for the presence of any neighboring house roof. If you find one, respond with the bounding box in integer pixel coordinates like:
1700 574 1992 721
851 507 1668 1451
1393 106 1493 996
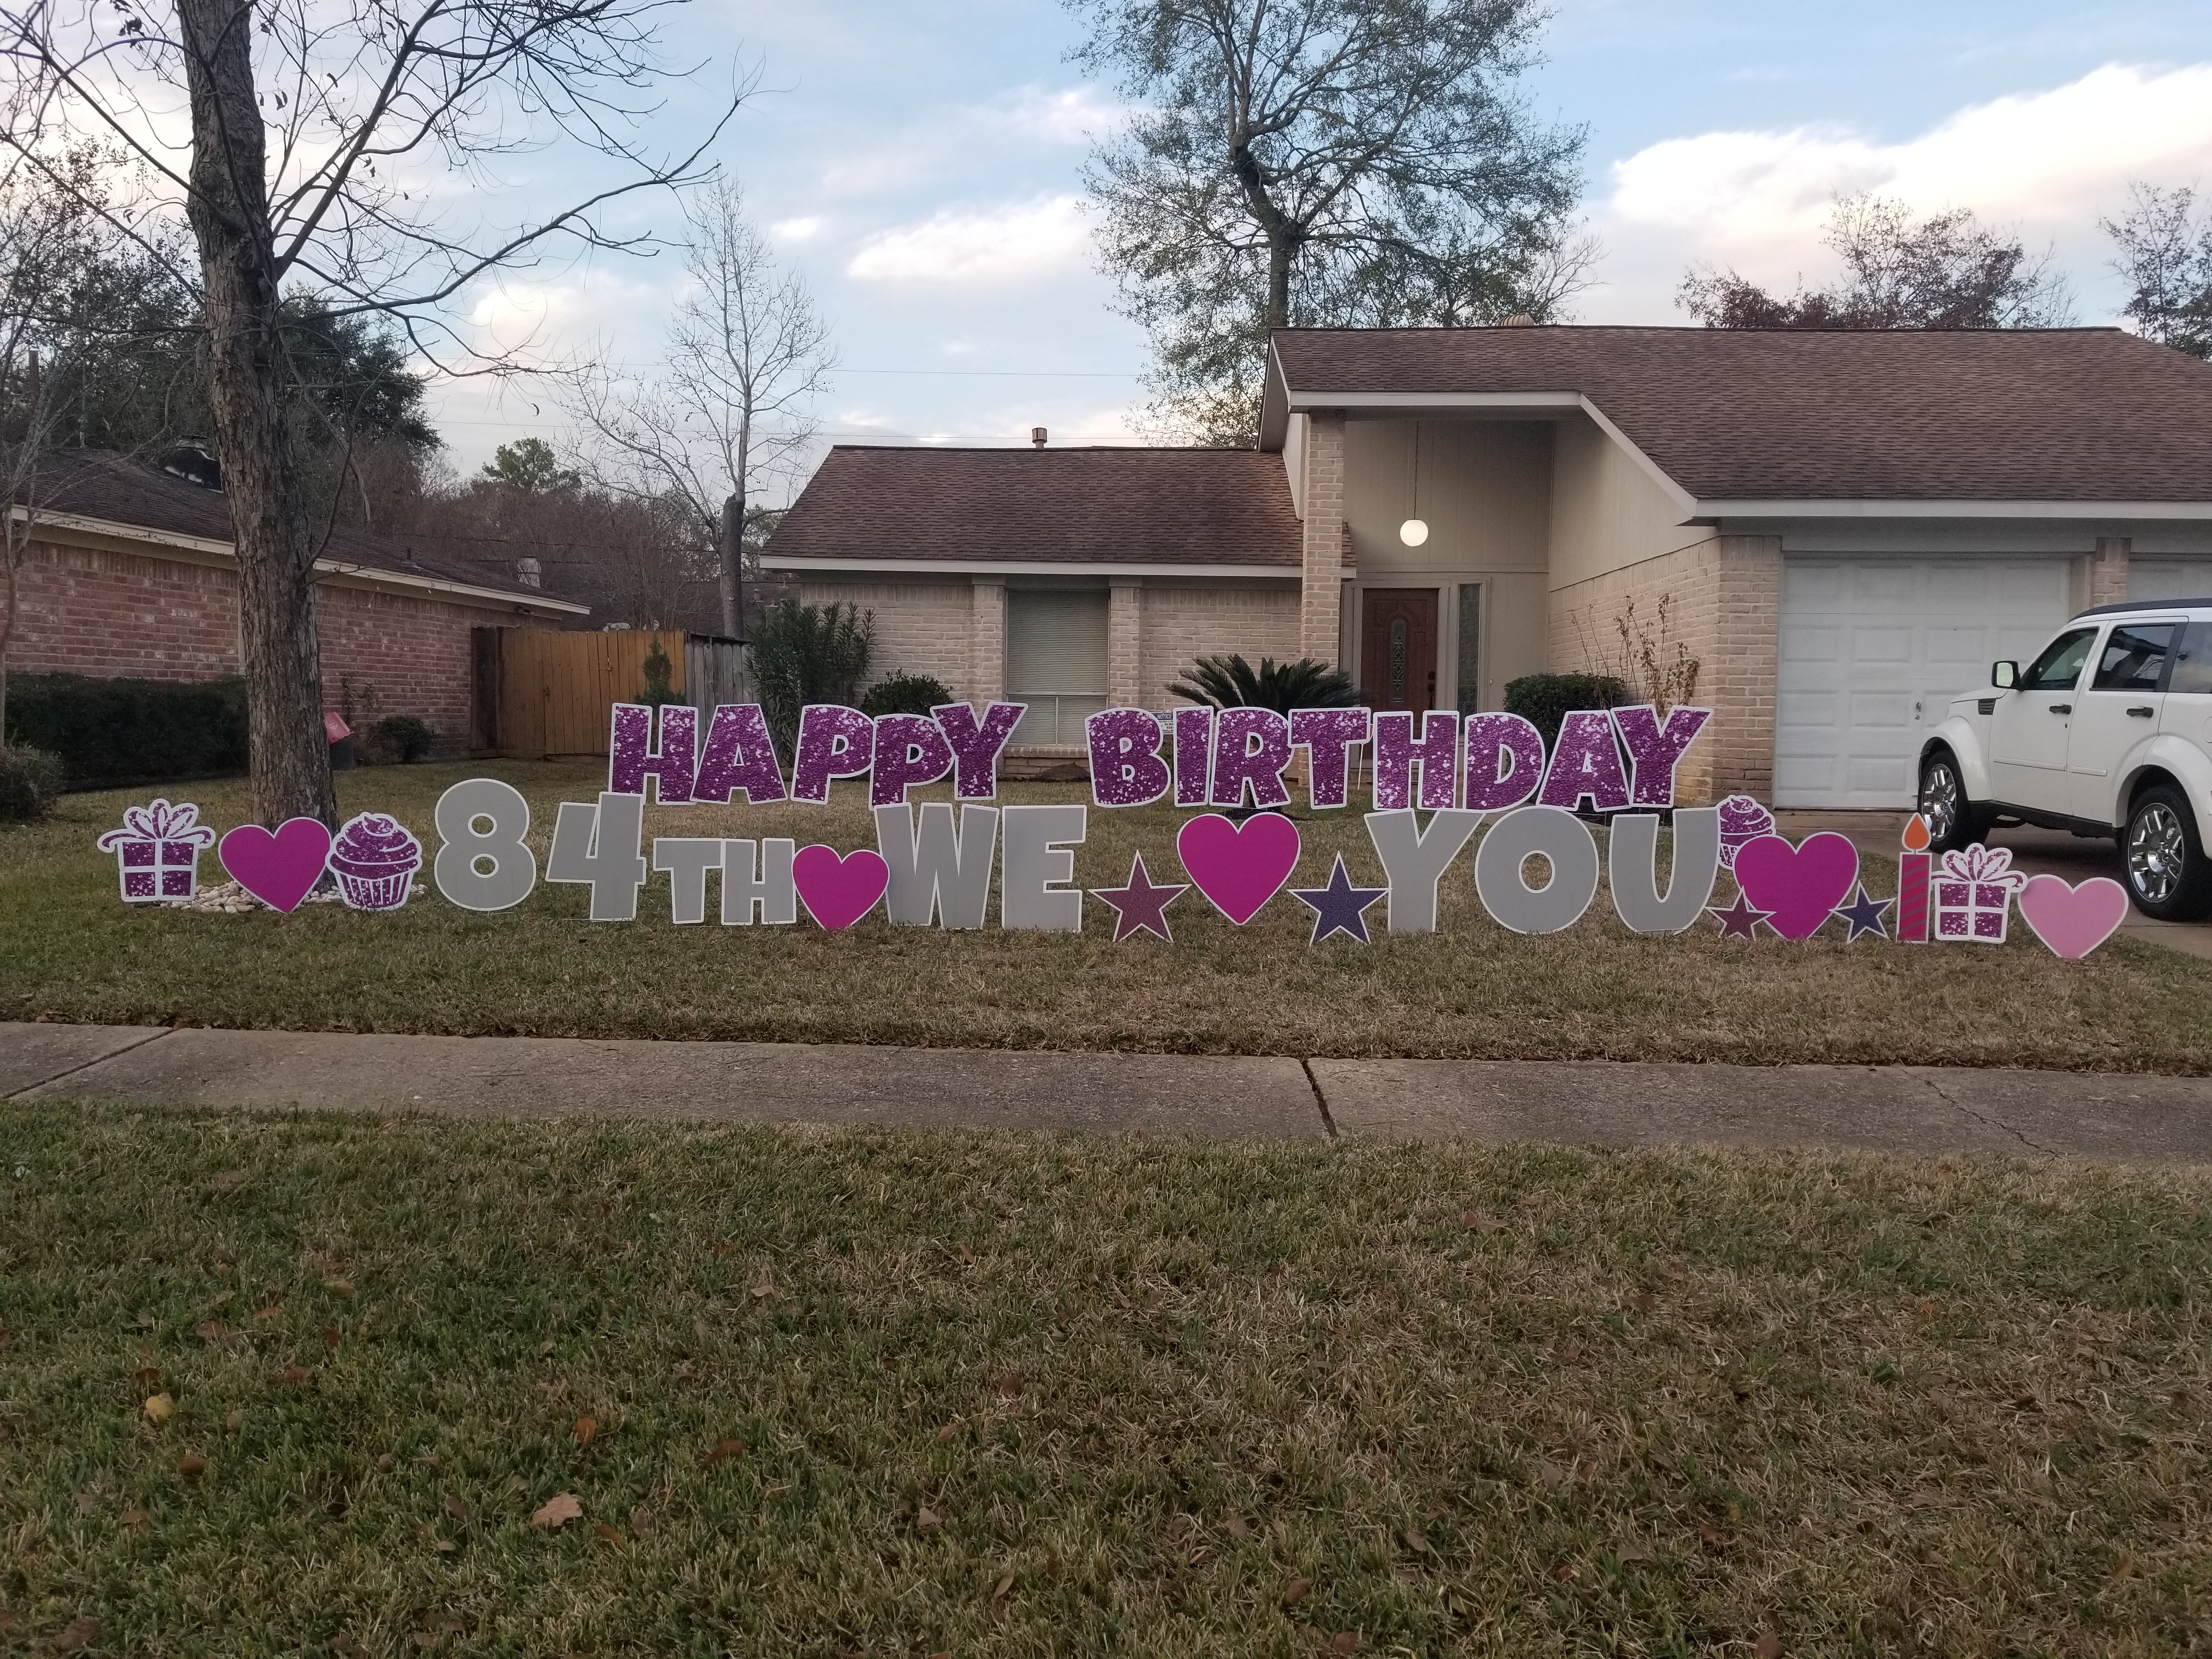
1265 325 2212 508
763 444 1318 574
9 448 586 613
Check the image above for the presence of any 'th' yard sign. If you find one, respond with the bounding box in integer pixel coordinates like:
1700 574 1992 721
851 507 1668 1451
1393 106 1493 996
100 700 2133 960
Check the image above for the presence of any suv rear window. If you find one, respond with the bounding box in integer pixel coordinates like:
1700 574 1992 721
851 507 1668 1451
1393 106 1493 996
2092 623 2175 691
2171 622 2212 695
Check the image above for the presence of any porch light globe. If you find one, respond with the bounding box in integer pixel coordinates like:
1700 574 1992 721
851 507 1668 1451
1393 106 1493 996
1399 518 1429 547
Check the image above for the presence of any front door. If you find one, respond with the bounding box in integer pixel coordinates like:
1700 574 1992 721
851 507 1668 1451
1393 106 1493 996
1361 589 1438 714
1988 624 2096 811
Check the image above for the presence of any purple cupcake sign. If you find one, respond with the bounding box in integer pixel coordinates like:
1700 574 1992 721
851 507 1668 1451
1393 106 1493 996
328 812 423 911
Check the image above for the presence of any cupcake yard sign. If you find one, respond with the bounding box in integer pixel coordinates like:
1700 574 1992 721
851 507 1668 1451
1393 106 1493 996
97 698 2130 960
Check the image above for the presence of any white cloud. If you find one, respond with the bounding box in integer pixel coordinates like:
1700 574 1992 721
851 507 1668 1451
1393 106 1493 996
1588 61 2212 320
771 216 827 242
846 194 1090 284
988 84 1128 145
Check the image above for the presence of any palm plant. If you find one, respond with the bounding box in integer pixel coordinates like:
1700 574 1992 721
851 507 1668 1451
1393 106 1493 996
1170 653 1359 713
747 599 874 759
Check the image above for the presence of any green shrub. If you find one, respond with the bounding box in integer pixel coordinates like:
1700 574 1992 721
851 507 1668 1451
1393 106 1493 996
748 600 874 759
860 672 953 719
1169 654 1359 713
360 713 436 765
1503 672 1628 751
0 743 66 820
3 674 248 789
638 639 684 710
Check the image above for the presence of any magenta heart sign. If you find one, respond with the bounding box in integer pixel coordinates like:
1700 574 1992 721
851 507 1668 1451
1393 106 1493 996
1177 812 1302 924
792 845 889 930
2017 874 2129 960
218 818 335 912
1731 832 1861 941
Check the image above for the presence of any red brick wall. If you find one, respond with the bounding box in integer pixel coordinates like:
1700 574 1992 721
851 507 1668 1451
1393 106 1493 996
9 535 531 754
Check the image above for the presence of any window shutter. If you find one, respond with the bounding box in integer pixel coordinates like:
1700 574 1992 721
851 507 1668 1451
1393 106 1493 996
1006 591 1108 694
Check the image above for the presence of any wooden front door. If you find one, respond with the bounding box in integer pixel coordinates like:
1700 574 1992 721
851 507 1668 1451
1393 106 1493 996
1360 589 1438 713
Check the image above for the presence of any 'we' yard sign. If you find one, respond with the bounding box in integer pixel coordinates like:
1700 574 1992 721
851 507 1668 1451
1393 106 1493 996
99 699 2133 959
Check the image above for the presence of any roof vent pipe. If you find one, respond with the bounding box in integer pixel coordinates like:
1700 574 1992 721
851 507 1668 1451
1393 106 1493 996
1500 314 1537 326
1031 427 1047 448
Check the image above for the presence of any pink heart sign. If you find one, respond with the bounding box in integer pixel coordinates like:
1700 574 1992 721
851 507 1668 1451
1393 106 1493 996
218 817 335 913
2018 873 2129 960
1176 811 1302 925
793 845 889 930
1731 831 1860 941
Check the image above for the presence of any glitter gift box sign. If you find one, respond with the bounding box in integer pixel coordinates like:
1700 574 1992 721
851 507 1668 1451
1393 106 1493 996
1934 844 2027 944
97 799 217 902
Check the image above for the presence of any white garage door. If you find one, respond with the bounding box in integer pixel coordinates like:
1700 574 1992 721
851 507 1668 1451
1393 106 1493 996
2131 560 2212 602
1775 558 2073 809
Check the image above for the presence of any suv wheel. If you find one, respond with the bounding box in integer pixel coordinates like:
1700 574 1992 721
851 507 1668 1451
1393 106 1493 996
2123 785 2212 921
1917 751 1979 853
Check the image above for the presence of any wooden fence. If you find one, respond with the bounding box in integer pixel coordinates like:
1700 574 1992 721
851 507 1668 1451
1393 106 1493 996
473 628 748 758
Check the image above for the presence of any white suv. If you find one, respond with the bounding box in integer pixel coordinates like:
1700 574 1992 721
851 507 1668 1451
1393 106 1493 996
1919 600 2212 920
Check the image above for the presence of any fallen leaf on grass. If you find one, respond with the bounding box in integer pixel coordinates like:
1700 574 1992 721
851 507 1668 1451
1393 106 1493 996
531 1492 582 1528
749 1278 776 1301
1460 1211 1504 1232
991 1570 1015 1603
73 1489 99 1516
195 1321 228 1341
177 1455 206 1480
53 1616 100 1652
324 1278 355 1298
254 1306 281 1321
1224 1515 1250 1541
593 1522 625 1548
119 1510 145 1527
1756 1632 1782 1659
917 1505 947 1530
1615 1543 1652 1564
1283 1577 1311 1606
322 1326 342 1349
270 1367 312 1385
143 1392 173 1423
1696 1521 1725 1547
630 1505 657 1534
933 1418 964 1443
134 1365 161 1386
1403 1528 1433 1555
572 1415 597 1446
989 1372 1022 1399
1329 1634 1361 1654
443 1496 470 1521
701 1437 746 1469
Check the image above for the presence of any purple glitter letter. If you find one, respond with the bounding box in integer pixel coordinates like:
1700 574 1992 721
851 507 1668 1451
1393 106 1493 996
1538 710 1632 813
870 713 956 806
1291 708 1370 809
1087 708 1171 807
1611 704 1712 808
691 704 787 804
607 703 697 804
932 702 1024 800
1371 710 1459 811
1173 706 1212 806
792 704 877 804
1210 707 1293 809
1462 713 1547 812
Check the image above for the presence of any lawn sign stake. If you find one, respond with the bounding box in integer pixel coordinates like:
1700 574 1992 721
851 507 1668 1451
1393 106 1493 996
99 697 2122 960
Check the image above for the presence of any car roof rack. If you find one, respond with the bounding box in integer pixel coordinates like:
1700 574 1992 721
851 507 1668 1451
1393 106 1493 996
2070 597 2212 619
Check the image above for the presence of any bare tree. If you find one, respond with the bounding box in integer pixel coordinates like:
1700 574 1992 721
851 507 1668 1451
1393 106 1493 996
2103 183 2212 360
1072 0 1588 444
1 0 747 826
1680 194 2074 331
566 180 832 637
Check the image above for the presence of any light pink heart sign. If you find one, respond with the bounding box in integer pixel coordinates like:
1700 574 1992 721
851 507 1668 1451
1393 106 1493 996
2018 873 2129 960
793 845 889 930
1176 811 1302 925
217 817 334 913
1731 831 1860 941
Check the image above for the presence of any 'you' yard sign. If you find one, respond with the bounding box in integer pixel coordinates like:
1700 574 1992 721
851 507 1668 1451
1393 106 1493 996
98 698 2132 960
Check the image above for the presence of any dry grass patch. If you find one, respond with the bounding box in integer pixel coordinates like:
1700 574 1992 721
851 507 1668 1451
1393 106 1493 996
4 762 2210 1069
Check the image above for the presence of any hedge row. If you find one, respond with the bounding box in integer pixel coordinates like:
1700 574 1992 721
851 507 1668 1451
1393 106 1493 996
2 673 249 789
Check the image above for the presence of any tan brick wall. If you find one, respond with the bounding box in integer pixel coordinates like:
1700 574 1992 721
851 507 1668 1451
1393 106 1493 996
969 580 1005 704
9 535 532 754
1545 532 1780 803
1300 413 1345 662
1108 581 1143 706
1140 583 1301 708
792 577 981 702
2091 536 2131 607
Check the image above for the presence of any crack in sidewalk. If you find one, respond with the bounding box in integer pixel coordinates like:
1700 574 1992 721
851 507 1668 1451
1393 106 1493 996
4 1028 176 1102
1916 1070 2054 1156
1300 1058 1337 1138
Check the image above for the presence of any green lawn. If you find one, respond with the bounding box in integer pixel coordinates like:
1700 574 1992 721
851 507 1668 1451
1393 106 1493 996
2 1105 2208 1656
7 761 2209 1070
4 762 2208 1070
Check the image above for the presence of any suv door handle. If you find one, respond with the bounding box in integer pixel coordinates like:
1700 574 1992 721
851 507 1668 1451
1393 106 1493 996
2050 703 2072 714
2128 706 2154 718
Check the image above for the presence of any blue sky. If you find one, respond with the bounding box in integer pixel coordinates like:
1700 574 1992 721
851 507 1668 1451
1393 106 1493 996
427 0 2212 484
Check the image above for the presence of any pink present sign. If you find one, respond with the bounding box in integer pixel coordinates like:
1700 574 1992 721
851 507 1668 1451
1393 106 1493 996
97 799 216 902
1934 844 2027 944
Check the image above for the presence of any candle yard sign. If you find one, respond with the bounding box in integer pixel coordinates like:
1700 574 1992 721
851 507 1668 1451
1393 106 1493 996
98 699 2132 958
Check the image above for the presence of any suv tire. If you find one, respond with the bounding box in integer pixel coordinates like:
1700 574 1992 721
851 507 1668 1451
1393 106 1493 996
2123 785 2212 921
1917 749 1980 854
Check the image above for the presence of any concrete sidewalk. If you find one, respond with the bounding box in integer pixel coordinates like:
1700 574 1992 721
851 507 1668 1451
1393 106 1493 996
7 1021 2212 1163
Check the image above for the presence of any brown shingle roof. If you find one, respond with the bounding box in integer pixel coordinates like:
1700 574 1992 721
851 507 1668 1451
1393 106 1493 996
1269 325 2212 503
764 445 1307 568
13 448 567 603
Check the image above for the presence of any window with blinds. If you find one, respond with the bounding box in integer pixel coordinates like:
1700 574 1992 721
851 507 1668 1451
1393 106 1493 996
1006 589 1109 746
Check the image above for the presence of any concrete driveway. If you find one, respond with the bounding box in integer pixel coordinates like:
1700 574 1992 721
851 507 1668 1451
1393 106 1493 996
1773 811 2212 961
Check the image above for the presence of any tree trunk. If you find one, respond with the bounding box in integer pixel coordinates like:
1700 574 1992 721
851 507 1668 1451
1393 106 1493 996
719 492 744 639
177 0 337 830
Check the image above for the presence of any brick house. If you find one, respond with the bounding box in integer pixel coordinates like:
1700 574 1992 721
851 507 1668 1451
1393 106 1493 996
7 449 584 752
763 325 2212 806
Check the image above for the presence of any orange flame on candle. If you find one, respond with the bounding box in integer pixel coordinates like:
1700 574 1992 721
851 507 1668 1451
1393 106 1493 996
1903 814 1930 852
